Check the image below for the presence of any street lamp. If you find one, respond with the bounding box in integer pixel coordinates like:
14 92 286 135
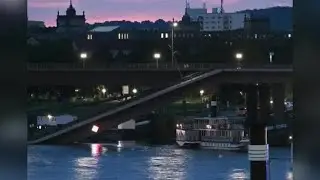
80 52 87 68
235 52 243 60
200 90 204 96
269 52 274 63
171 19 178 67
235 52 243 69
153 52 161 68
101 88 107 98
173 22 178 28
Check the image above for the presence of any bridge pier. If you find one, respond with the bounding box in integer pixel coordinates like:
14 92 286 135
272 83 285 123
247 83 269 180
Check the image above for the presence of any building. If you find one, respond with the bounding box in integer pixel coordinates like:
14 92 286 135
56 0 86 33
185 1 250 32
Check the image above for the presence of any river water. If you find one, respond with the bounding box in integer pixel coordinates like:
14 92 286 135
28 144 292 180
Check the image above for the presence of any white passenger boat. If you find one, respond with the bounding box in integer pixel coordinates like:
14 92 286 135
176 116 249 151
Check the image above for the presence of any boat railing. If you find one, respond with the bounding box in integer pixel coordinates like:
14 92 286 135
176 129 199 141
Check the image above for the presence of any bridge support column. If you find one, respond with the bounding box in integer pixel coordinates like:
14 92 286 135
247 84 269 180
272 83 285 123
210 94 218 117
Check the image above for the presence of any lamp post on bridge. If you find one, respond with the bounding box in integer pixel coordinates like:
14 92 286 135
153 53 161 69
269 52 274 63
171 19 178 67
235 52 243 69
80 52 87 68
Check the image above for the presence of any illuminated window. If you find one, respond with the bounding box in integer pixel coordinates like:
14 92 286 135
87 34 93 40
165 33 169 38
161 33 164 38
118 33 129 40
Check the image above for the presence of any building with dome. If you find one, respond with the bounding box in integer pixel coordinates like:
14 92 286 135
56 0 86 33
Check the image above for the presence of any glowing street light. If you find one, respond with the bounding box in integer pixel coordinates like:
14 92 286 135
80 52 87 68
80 52 87 59
173 22 178 27
154 53 161 59
235 52 243 69
235 52 243 60
200 90 204 96
269 51 274 63
101 88 107 98
132 88 138 94
153 52 161 68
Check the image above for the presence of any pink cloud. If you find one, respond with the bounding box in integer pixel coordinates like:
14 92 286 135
103 0 168 3
28 0 80 8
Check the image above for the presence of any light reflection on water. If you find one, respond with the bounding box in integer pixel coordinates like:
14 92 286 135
28 145 291 180
228 169 248 180
148 149 188 180
73 157 99 180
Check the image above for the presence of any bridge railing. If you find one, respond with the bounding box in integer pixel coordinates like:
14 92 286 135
27 63 292 71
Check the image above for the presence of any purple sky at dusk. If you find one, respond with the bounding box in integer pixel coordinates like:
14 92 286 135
28 0 292 26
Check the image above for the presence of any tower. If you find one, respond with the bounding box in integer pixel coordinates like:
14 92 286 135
220 0 224 13
203 2 206 9
186 0 190 9
56 0 86 33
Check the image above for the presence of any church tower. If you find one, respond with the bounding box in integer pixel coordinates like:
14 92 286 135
56 0 86 33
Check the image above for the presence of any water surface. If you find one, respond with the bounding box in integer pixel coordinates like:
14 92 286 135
28 145 292 180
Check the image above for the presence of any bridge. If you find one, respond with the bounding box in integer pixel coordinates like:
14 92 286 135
28 67 292 144
27 63 292 86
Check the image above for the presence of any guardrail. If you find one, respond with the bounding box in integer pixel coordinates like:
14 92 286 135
27 63 293 71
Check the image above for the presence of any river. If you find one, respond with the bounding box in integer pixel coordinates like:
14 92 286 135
28 144 292 180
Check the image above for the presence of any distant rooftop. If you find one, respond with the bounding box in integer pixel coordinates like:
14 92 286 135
89 26 120 32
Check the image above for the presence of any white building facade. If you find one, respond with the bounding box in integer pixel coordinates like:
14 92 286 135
187 7 250 32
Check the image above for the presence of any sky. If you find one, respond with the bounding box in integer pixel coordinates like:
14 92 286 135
28 0 292 27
